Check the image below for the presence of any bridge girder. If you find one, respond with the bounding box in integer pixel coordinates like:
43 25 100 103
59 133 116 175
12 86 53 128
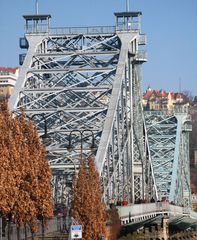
145 108 192 207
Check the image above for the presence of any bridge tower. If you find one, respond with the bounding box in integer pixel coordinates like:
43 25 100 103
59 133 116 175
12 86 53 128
9 11 156 204
145 105 192 207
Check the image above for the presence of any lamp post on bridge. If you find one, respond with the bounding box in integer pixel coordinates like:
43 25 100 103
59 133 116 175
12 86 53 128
31 113 51 144
67 129 96 161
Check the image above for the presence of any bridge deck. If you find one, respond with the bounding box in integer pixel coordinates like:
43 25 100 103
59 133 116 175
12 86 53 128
117 202 197 225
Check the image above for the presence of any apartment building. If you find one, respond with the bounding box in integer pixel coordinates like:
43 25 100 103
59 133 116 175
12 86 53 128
142 87 187 111
0 67 19 99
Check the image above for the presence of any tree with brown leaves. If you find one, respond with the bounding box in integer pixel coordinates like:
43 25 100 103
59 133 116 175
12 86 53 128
106 208 121 240
71 156 106 240
0 100 53 239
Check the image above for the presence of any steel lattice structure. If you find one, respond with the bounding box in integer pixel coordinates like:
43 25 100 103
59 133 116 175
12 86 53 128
145 106 192 206
8 11 191 207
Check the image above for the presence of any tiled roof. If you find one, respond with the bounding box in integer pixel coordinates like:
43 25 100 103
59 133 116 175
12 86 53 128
143 90 153 100
143 89 186 101
155 90 167 97
0 67 18 74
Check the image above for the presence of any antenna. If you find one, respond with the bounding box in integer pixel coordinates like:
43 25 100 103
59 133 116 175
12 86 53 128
179 77 182 93
36 0 39 15
126 0 130 12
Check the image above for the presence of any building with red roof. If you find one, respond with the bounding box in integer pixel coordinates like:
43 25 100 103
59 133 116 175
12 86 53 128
0 67 19 99
142 87 187 111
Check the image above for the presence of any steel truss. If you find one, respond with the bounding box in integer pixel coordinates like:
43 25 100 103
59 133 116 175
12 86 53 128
145 107 192 206
9 12 156 204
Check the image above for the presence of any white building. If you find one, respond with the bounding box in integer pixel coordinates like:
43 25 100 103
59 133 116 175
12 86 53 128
0 67 19 99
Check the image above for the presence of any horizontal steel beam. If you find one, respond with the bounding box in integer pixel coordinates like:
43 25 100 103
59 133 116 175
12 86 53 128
35 51 119 57
28 67 115 74
22 86 112 93
24 107 107 113
50 164 80 169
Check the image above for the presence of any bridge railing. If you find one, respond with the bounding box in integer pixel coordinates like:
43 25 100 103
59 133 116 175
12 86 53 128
25 24 147 36
117 202 191 225
25 24 49 34
49 26 116 35
24 24 116 35
115 22 140 31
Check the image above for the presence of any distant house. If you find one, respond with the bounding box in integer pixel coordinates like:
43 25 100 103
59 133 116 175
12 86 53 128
190 105 197 122
193 96 197 104
142 87 187 111
0 67 19 99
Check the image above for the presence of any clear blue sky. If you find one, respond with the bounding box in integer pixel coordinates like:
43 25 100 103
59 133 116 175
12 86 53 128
0 0 197 95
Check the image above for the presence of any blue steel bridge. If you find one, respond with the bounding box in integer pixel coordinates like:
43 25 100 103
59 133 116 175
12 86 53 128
8 10 197 227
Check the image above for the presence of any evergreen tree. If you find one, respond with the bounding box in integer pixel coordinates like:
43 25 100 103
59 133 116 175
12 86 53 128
71 156 106 240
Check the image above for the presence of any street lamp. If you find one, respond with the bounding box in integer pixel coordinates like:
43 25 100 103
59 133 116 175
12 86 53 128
67 130 96 160
31 113 50 144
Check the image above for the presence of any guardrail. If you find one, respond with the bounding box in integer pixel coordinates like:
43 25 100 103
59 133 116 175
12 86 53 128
25 24 49 34
24 24 141 35
144 109 190 117
138 34 147 45
135 50 147 62
182 123 192 132
49 26 116 35
117 202 192 225
25 25 116 35
116 21 140 32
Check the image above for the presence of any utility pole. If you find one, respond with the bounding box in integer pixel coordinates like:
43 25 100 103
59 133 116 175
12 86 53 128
179 77 182 93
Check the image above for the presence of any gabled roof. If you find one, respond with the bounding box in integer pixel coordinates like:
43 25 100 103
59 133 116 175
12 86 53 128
143 89 153 100
143 88 187 102
143 89 168 99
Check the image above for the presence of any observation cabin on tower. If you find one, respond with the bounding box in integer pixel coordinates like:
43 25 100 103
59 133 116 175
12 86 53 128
19 14 51 64
23 14 51 34
114 11 147 62
114 11 142 32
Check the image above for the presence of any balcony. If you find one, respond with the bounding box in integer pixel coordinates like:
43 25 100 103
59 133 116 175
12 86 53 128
134 50 147 62
182 122 192 132
138 34 147 45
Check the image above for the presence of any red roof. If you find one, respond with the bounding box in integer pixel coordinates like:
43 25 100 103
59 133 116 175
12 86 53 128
143 89 153 100
143 89 186 101
143 89 168 99
0 67 18 74
192 113 197 119
155 90 167 98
